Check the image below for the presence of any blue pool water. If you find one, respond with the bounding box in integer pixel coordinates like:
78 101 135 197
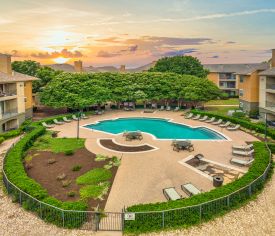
84 118 226 140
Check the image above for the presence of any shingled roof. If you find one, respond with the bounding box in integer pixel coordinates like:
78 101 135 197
259 68 275 76
203 63 262 74
0 71 39 82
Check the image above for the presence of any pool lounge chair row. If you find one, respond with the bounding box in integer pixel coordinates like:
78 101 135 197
230 143 254 166
185 113 240 131
159 106 180 111
42 114 89 129
163 183 202 201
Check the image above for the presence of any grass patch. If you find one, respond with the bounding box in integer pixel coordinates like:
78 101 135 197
205 98 239 106
76 168 112 185
204 106 239 116
79 182 110 200
31 133 84 153
72 165 82 171
95 154 109 162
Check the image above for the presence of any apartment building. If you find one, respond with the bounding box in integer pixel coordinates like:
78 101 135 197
259 49 275 121
204 64 261 97
0 54 38 132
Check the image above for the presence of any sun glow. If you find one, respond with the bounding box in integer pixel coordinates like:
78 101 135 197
53 57 70 64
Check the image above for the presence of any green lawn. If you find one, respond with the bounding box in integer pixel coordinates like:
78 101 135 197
76 168 112 185
205 98 239 106
31 133 85 153
204 106 239 116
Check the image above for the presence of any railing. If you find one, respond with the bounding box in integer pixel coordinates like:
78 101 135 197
1 108 18 119
266 84 275 90
265 101 275 108
1 137 272 232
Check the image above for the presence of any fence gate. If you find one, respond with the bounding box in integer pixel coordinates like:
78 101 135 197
97 212 123 231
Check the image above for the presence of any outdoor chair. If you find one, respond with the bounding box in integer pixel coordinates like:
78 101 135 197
230 158 254 166
72 115 80 121
42 122 55 129
199 115 208 121
219 121 231 128
95 110 104 115
192 114 201 120
166 106 171 111
181 183 202 197
227 124 240 131
163 187 182 201
53 119 65 125
159 106 165 111
81 113 89 119
232 149 254 157
173 107 180 112
205 117 215 123
125 132 143 141
232 144 253 151
185 113 193 119
63 117 72 123
212 119 223 125
173 141 194 152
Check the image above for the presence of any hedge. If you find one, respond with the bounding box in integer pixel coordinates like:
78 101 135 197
190 110 275 139
124 142 271 233
3 122 88 228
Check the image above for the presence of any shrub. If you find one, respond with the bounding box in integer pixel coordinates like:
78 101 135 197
72 165 82 171
76 168 112 185
0 137 5 144
64 150 74 156
79 182 110 200
67 191 76 197
0 129 21 140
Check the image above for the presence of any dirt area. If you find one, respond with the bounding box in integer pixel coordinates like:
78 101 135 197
99 139 154 152
25 148 118 210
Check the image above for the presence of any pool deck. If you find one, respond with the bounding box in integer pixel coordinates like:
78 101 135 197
51 110 259 212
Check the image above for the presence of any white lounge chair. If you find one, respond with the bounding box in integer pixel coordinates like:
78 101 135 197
166 106 171 111
163 187 182 201
232 149 254 157
192 114 201 120
185 113 193 119
174 107 179 112
227 124 240 131
81 113 89 119
219 121 231 128
63 117 72 123
212 119 223 125
42 122 55 129
72 114 80 121
230 158 254 166
232 144 253 151
159 106 165 111
181 183 202 196
199 115 208 121
205 117 215 123
53 119 65 125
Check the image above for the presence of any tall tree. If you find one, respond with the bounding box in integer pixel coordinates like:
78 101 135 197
149 56 209 78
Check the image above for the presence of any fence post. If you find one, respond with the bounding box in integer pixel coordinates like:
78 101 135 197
40 202 43 218
248 184 252 197
227 195 230 208
19 190 22 205
199 205 202 224
62 210 65 227
162 211 165 228
121 212 124 231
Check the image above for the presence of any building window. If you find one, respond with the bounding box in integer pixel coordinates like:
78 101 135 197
24 97 27 102
239 89 244 97
240 75 245 83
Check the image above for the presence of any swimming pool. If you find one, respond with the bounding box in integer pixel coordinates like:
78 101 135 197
83 118 226 140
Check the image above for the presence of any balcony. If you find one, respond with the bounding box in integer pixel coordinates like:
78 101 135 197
0 90 17 101
0 108 18 120
219 73 236 81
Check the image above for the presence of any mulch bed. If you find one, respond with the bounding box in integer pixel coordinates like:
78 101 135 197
100 139 154 152
25 148 118 210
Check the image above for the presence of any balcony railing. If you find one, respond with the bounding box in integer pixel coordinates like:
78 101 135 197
1 108 18 119
266 84 275 90
0 90 17 97
265 101 275 108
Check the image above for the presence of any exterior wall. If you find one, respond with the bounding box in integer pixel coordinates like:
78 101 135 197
0 54 12 74
0 113 25 132
207 72 219 86
239 99 258 113
24 81 33 118
16 82 25 114
259 76 267 108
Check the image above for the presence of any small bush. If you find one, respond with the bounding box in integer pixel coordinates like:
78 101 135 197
56 173 66 181
0 137 5 144
47 158 56 164
67 191 76 197
64 150 74 156
76 168 112 185
62 180 71 188
95 154 108 161
72 165 82 171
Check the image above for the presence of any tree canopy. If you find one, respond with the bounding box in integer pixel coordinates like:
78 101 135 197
40 72 222 109
12 60 61 93
149 56 209 78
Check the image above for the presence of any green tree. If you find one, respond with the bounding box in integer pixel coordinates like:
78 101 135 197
149 56 209 78
12 60 40 76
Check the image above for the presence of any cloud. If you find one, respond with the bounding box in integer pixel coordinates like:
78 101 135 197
89 8 275 26
226 41 236 44
209 55 219 59
31 49 83 59
97 45 139 58
162 48 197 57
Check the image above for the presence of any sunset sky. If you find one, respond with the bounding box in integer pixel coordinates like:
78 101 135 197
1 0 275 68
